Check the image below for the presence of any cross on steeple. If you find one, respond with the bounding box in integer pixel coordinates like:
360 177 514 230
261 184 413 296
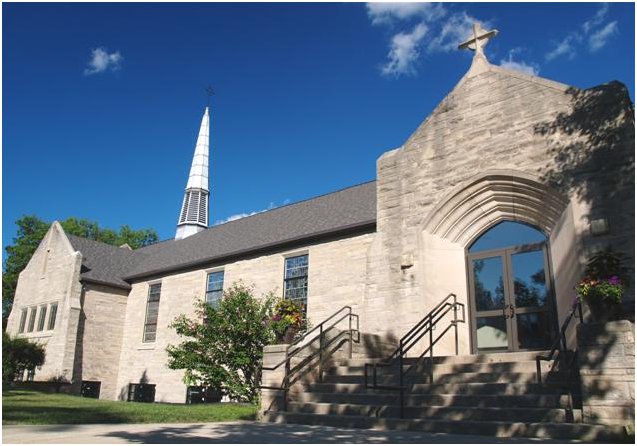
458 23 498 58
205 85 215 107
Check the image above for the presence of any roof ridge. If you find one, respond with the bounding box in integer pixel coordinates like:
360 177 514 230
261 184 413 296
210 179 376 230
137 179 378 247
66 233 141 254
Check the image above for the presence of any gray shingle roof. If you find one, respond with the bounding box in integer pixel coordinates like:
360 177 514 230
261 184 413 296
66 235 139 289
66 181 377 287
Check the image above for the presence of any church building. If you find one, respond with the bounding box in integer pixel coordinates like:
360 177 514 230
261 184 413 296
6 25 634 438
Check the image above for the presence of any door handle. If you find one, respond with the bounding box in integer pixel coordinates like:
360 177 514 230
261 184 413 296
509 304 516 319
502 306 509 319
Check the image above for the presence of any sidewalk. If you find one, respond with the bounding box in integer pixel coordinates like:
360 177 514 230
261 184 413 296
3 421 577 444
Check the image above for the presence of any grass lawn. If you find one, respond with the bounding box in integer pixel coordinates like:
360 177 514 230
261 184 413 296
2 389 257 425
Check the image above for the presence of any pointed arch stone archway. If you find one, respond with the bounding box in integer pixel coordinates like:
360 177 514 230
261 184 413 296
418 170 578 355
422 170 569 247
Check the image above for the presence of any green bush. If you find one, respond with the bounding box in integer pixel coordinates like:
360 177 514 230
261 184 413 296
166 283 276 403
2 332 45 385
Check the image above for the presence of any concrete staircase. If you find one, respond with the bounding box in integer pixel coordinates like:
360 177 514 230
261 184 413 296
263 350 628 441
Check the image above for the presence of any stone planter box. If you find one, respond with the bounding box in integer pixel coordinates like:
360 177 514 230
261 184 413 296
577 320 635 427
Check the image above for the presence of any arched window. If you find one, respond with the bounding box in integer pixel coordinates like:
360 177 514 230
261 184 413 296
469 221 547 253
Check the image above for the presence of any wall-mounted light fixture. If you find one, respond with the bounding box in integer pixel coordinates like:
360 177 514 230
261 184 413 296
590 217 610 236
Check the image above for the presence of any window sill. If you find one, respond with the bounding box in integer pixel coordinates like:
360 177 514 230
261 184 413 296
21 332 53 339
137 344 156 351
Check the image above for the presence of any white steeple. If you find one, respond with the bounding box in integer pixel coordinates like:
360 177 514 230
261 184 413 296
175 107 210 240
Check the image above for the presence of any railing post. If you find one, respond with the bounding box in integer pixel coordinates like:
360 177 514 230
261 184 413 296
561 331 568 352
453 295 459 355
399 340 404 419
348 312 353 359
429 314 434 361
319 324 323 383
284 354 290 411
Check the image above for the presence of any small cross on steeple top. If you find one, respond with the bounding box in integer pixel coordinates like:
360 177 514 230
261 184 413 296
458 23 499 58
205 85 215 107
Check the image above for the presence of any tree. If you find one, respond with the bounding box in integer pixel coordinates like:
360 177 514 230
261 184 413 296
166 283 276 403
2 215 159 319
2 332 46 385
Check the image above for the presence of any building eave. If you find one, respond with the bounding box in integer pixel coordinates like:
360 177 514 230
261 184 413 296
124 220 376 282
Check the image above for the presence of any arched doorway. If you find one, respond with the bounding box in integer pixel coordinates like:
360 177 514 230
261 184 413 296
466 221 557 353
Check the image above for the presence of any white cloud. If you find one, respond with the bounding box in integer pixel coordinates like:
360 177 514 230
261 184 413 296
546 36 578 61
214 199 289 225
499 50 540 76
588 20 618 52
366 3 490 77
382 23 428 77
583 3 609 34
366 3 446 26
545 4 617 61
427 12 486 54
84 48 123 75
216 211 261 224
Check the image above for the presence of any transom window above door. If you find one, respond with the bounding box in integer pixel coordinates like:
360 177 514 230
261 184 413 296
469 221 547 253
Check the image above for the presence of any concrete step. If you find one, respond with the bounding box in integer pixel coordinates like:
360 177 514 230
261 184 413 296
336 351 554 367
291 391 575 409
328 360 564 376
263 411 629 442
322 371 572 385
287 402 581 423
308 381 581 396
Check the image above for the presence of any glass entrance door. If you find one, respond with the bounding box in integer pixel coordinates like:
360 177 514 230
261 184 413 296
468 243 555 352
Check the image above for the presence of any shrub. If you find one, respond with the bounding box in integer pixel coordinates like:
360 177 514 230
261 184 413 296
166 283 276 403
2 332 45 385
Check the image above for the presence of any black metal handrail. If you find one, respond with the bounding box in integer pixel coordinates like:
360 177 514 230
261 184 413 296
364 293 465 418
535 297 583 384
260 305 359 411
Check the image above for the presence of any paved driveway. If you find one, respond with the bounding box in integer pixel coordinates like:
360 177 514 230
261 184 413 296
3 421 578 444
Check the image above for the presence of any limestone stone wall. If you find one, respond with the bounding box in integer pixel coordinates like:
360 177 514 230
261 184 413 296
75 284 129 400
5 222 83 382
115 231 374 403
364 58 634 354
578 320 635 427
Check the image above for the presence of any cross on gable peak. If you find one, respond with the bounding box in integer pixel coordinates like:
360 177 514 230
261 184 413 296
458 23 499 58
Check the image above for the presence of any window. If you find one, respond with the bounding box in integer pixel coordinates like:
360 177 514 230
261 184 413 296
284 254 309 311
205 271 224 307
128 383 156 402
143 283 161 343
18 309 28 333
37 305 47 331
26 368 35 381
48 303 58 330
27 307 37 332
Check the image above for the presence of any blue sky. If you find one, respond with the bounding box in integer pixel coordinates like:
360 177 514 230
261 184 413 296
3 2 635 255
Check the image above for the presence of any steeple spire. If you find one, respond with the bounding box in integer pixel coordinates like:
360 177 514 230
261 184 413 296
175 107 210 240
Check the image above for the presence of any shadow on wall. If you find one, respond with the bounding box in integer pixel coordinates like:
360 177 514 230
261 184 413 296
70 293 87 392
118 369 150 401
535 82 635 314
